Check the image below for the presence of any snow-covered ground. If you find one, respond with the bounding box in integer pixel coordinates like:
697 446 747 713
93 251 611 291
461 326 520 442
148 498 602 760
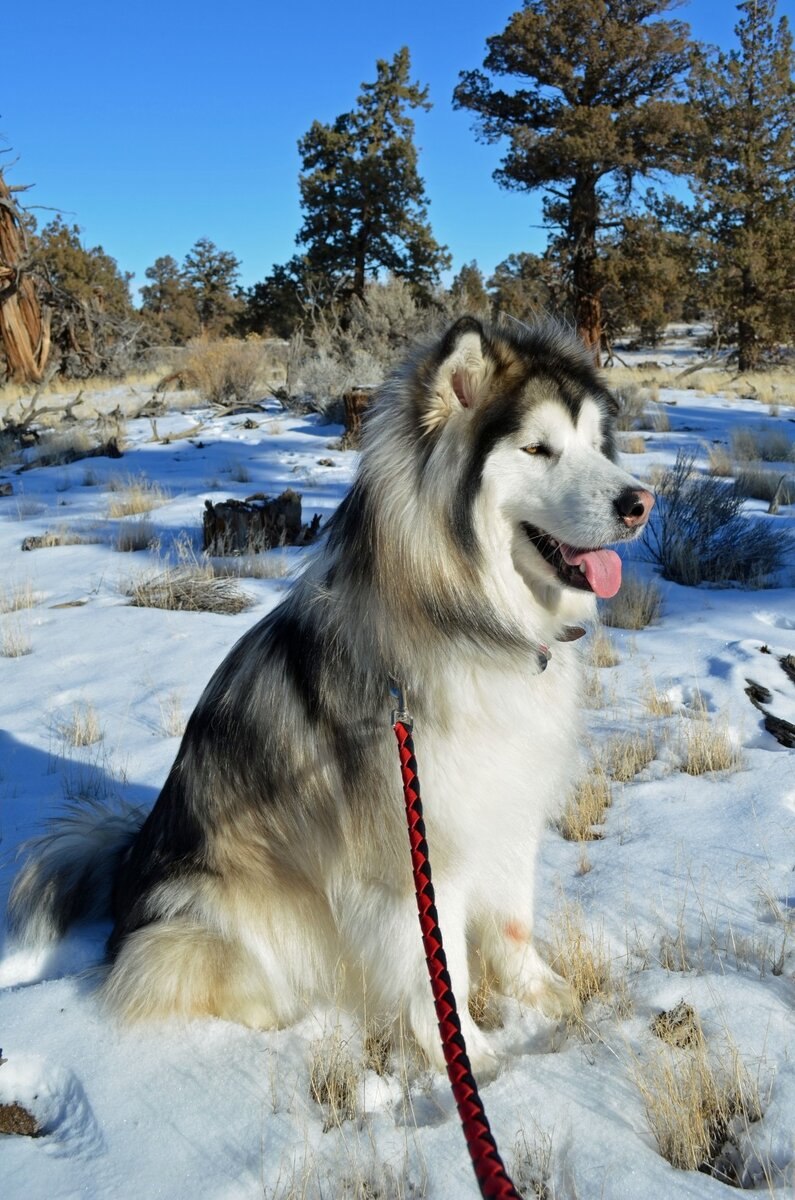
1 357 794 1198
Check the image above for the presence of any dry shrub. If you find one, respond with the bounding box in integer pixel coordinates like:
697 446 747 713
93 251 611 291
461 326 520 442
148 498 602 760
557 765 612 842
734 467 795 506
730 426 793 463
644 451 790 587
620 434 646 454
55 701 103 747
309 1030 360 1131
613 385 649 431
651 1001 704 1050
124 563 253 615
182 339 265 407
107 475 169 517
115 519 156 552
679 720 744 776
601 575 662 629
606 730 656 782
589 627 620 667
634 1038 765 1185
706 445 733 477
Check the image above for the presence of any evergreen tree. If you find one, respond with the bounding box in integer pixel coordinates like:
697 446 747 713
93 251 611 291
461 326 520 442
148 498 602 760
35 216 132 315
296 47 450 302
140 255 200 344
688 0 795 368
600 215 690 346
238 257 313 339
182 237 242 336
450 261 490 315
454 0 694 360
487 251 562 325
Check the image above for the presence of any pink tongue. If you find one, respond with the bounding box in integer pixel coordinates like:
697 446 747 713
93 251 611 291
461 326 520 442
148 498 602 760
559 544 622 599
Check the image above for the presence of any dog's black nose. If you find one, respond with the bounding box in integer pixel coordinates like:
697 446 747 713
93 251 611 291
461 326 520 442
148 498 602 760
615 487 655 528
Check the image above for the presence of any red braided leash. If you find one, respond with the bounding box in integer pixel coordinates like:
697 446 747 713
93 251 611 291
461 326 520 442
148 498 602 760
391 706 523 1200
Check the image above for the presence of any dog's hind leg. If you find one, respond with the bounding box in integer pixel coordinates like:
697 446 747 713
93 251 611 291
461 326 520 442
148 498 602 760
103 919 284 1029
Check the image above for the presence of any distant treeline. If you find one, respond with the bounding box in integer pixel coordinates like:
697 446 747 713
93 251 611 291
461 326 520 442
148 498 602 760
1 0 793 382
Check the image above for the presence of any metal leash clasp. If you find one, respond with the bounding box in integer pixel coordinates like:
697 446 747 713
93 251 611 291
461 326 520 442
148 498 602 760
388 674 413 729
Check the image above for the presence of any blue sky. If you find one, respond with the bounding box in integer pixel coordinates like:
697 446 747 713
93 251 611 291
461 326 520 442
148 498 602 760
3 1 793 299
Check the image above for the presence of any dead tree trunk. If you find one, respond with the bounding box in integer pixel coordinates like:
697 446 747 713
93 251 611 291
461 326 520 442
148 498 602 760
341 386 375 449
0 170 51 383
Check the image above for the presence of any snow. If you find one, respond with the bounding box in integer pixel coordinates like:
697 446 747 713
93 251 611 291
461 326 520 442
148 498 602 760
1 360 794 1198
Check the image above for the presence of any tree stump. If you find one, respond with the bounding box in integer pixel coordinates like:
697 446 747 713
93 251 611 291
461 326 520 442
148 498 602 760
203 489 321 555
341 386 375 449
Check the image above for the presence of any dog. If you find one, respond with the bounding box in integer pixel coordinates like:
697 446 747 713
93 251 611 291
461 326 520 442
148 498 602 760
7 316 653 1072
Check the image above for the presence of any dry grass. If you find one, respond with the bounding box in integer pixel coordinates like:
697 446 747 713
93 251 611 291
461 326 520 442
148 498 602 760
107 475 170 517
309 1029 360 1131
643 677 676 717
549 901 613 1022
211 553 291 580
20 526 102 551
158 691 187 738
512 1123 554 1200
226 460 252 483
634 1036 766 1185
582 669 606 709
55 701 103 747
606 730 656 782
0 581 40 614
114 519 156 552
730 426 793 463
557 764 613 842
1 618 32 657
679 719 744 776
620 434 647 454
124 561 253 615
588 628 620 668
601 575 663 630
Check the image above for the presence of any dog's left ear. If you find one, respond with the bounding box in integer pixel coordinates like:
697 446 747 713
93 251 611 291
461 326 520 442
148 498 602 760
423 317 490 432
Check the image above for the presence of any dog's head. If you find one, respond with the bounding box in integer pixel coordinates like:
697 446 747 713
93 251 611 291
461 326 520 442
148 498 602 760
412 316 654 606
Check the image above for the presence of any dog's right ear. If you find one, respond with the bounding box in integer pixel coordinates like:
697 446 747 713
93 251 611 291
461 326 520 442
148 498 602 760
423 317 490 433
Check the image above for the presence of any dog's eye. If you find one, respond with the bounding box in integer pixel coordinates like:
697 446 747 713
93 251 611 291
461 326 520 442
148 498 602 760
522 443 552 457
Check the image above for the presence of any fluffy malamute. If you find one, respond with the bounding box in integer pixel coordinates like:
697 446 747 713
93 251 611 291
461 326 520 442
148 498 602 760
8 317 653 1071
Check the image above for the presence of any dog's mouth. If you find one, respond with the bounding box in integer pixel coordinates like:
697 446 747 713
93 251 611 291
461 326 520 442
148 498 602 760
522 523 622 598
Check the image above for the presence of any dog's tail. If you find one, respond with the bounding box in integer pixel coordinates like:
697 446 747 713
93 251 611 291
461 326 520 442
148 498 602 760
7 799 145 948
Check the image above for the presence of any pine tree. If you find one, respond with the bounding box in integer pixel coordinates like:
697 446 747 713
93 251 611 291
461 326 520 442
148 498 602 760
182 237 242 336
454 0 693 360
296 47 450 302
140 255 200 344
688 0 795 369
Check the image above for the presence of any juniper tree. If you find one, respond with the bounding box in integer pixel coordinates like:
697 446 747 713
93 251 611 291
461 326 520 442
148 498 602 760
36 217 133 316
688 0 795 369
296 47 450 302
454 0 694 360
